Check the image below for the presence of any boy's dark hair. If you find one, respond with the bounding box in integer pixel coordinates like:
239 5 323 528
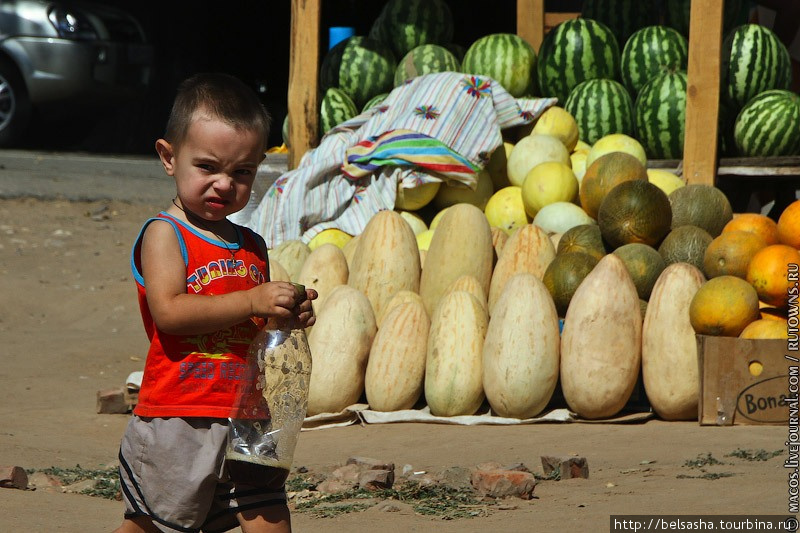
164 72 271 150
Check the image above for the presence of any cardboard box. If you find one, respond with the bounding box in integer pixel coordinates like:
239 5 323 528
697 335 796 426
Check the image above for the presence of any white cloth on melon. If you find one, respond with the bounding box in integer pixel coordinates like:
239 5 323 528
241 72 555 248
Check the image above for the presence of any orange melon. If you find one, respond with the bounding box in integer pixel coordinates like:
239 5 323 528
702 230 767 279
578 151 648 219
739 318 789 339
689 276 761 337
723 213 780 245
777 200 800 249
746 244 800 308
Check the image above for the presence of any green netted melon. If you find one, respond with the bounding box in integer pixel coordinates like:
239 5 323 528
556 224 607 261
542 251 599 317
613 243 666 300
668 184 733 237
639 298 648 321
658 225 713 272
597 180 672 249
579 151 648 219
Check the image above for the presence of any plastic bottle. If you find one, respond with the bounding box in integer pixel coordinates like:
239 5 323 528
226 283 312 470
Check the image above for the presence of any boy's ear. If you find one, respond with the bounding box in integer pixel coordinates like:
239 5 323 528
155 139 176 176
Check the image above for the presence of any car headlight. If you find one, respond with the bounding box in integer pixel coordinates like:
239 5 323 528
47 7 98 40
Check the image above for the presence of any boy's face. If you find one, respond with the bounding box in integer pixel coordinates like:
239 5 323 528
155 112 265 222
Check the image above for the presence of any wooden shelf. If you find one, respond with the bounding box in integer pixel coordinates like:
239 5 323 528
287 0 730 187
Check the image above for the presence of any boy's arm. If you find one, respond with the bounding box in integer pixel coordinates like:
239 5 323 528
140 220 303 336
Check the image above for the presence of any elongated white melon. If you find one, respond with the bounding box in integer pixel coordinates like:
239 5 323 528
348 210 420 321
307 285 377 416
487 223 556 314
560 253 642 419
425 291 488 416
298 243 349 314
419 203 494 316
642 263 706 420
483 273 560 418
270 239 310 282
365 300 430 411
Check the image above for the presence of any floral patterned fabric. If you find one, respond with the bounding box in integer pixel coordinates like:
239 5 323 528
242 72 556 248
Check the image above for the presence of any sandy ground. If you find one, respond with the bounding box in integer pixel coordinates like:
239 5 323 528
0 196 795 532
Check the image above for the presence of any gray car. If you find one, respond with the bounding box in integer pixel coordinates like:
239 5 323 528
0 0 152 146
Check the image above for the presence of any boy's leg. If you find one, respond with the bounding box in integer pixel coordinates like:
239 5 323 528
237 504 291 533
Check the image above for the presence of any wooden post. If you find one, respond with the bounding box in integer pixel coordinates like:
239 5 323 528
517 0 545 50
683 0 724 185
288 0 321 170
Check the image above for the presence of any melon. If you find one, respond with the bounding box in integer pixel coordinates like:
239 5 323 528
668 184 733 237
521 161 579 217
564 79 635 145
446 274 488 314
733 89 800 157
621 25 689 96
658 225 713 271
579 151 648 220
533 202 596 235
397 210 428 236
297 243 349 315
557 223 607 261
395 181 441 210
307 285 377 415
308 228 353 251
507 134 571 187
268 259 290 282
416 228 435 251
586 133 647 168
612 243 666 300
270 239 311 282
488 223 556 314
542 251 599 317
483 274 560 418
642 263 705 420
560 254 642 419
320 87 359 134
365 300 430 411
419 203 494 316
341 233 360 270
647 168 685 196
634 70 688 160
320 36 397 108
433 170 494 210
378 289 425 327
462 33 538 97
425 291 488 416
484 186 530 236
485 142 514 190
597 179 672 249
394 44 460 86
369 0 454 59
531 106 580 152
348 210 420 321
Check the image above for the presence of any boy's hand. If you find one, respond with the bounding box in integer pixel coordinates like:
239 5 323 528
250 282 318 327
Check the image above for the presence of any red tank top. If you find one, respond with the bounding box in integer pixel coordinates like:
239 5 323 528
131 213 269 419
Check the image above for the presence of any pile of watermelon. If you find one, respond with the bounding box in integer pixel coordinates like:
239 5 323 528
306 0 799 159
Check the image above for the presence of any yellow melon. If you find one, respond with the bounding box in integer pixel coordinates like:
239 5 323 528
586 133 647 168
531 106 579 152
395 181 441 210
647 168 685 196
521 161 579 217
485 141 514 190
397 210 428 236
507 134 571 187
484 186 530 235
433 170 494 210
308 228 353 251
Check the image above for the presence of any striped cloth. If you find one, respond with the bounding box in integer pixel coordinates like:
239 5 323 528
242 72 556 248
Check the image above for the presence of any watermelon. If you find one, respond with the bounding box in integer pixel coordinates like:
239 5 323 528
281 115 289 147
320 36 396 109
394 44 460 86
663 0 744 38
733 90 800 157
537 18 621 104
362 92 389 113
634 70 687 160
445 42 467 63
320 87 358 134
461 33 537 98
564 79 634 145
621 25 688 96
369 0 454 60
722 24 792 109
581 0 660 46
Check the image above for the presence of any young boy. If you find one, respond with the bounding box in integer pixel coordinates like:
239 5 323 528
114 73 316 533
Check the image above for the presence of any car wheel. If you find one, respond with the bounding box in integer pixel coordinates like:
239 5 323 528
0 57 31 147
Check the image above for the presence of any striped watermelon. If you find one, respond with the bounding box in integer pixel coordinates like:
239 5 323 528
362 92 389 113
320 88 358 134
581 0 660 46
320 36 396 109
394 44 460 86
634 70 687 160
445 42 467 63
564 78 634 145
722 24 792 109
537 18 621 104
734 90 800 157
663 0 744 38
621 26 688 96
369 0 454 60
462 33 537 97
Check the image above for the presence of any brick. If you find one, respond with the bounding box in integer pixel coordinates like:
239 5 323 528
346 456 395 472
471 469 536 500
0 465 28 490
436 466 473 491
540 455 589 480
330 463 362 484
96 387 130 414
358 469 394 491
315 479 354 494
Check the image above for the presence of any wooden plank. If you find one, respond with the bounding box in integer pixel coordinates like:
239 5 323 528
517 0 544 50
288 0 321 170
683 0 724 186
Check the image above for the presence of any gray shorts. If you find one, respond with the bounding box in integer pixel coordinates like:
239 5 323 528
118 415 288 533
